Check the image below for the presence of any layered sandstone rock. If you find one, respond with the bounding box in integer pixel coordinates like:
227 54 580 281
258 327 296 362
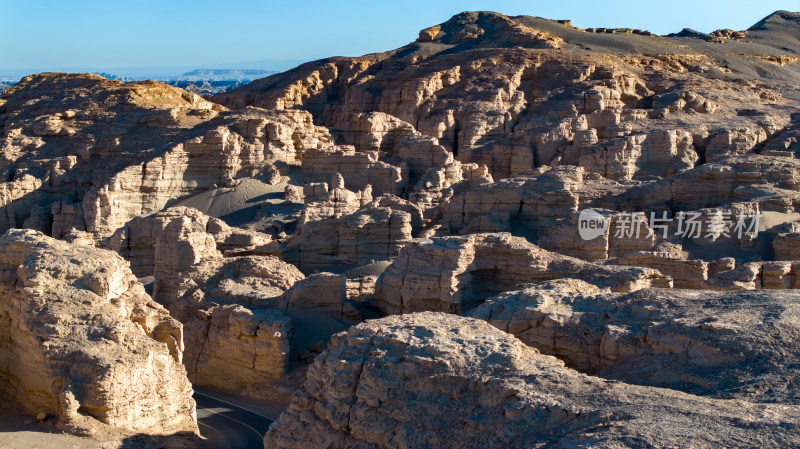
216 12 796 190
281 203 417 272
148 212 302 393
470 280 800 402
267 179 422 271
156 257 299 393
0 73 331 240
408 160 493 211
281 273 360 323
342 261 392 303
434 156 800 267
606 156 800 212
614 251 800 290
297 175 373 223
301 145 406 196
264 313 800 448
103 206 271 277
335 112 453 183
373 232 670 314
0 229 197 436
146 208 358 394
3 10 800 445
436 166 594 246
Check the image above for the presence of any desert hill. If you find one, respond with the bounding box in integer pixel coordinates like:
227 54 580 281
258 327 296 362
1 10 800 448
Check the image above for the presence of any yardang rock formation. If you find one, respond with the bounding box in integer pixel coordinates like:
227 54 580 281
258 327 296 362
1 9 800 449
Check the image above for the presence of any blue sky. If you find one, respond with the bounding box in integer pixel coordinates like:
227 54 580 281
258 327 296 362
1 0 798 76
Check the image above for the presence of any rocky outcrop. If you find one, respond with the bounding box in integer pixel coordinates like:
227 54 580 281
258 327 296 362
470 280 800 402
771 220 800 261
613 250 711 288
301 145 406 196
408 160 493 212
268 179 422 271
103 206 271 277
342 261 392 302
5 10 800 445
607 156 800 212
281 273 360 323
264 312 800 448
436 166 589 243
0 229 197 436
216 11 796 190
0 73 331 240
146 208 358 394
613 251 800 290
373 232 670 314
282 203 417 272
335 112 453 183
434 157 800 266
149 213 303 393
297 175 373 223
157 256 298 393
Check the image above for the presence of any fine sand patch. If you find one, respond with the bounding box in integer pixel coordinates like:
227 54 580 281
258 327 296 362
342 260 392 278
174 177 294 226
761 210 800 230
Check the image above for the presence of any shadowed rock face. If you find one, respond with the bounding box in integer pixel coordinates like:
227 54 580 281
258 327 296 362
264 312 800 449
0 229 197 437
469 279 800 403
373 232 670 314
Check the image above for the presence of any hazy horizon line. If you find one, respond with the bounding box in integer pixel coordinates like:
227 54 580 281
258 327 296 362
0 58 314 81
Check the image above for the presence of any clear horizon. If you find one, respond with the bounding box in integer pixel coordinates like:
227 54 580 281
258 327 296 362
1 0 798 79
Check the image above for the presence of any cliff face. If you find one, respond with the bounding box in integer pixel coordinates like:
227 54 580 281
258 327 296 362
213 11 799 182
373 232 669 314
0 229 197 437
4 11 800 276
208 11 800 277
0 73 330 241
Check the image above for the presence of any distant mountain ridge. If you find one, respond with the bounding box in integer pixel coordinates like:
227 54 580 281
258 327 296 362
92 69 275 83
177 69 276 82
88 69 279 95
0 68 280 95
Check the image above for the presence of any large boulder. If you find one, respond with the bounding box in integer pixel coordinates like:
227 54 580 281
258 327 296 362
264 312 800 448
0 229 197 437
469 279 800 402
